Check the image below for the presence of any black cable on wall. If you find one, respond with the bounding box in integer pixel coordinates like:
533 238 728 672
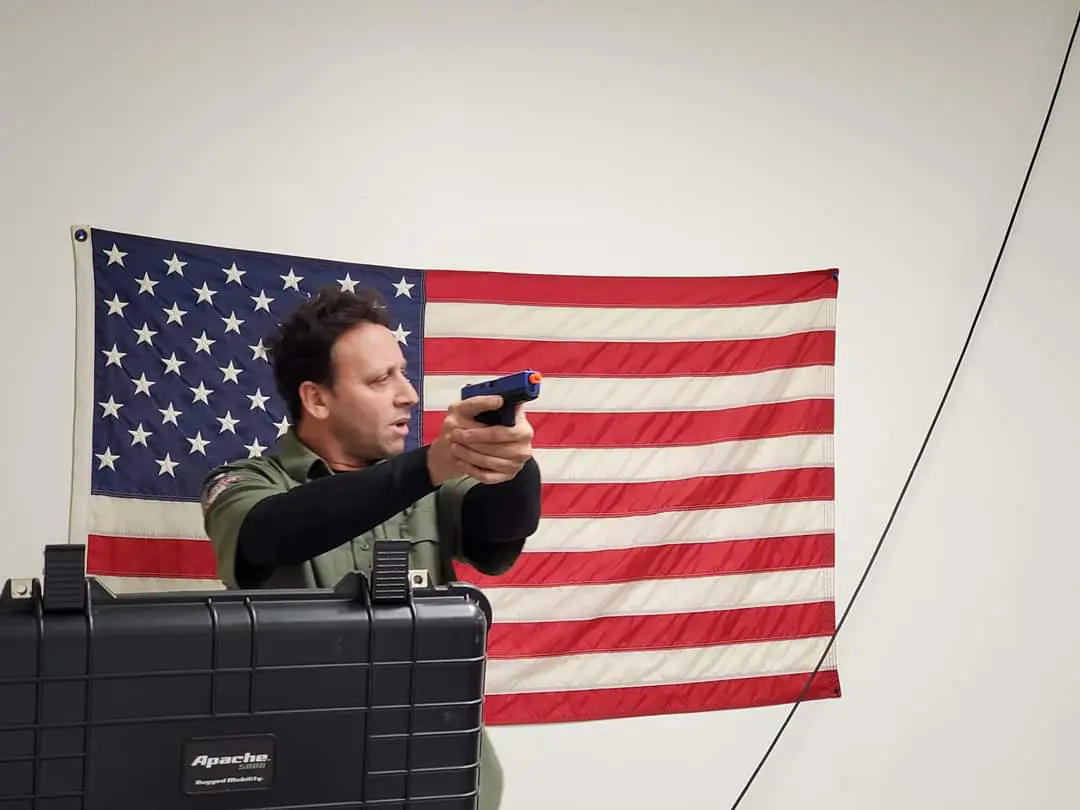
728 7 1080 808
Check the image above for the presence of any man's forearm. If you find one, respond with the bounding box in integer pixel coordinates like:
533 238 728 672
459 457 542 560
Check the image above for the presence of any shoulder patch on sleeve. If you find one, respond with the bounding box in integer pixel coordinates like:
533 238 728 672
202 473 240 511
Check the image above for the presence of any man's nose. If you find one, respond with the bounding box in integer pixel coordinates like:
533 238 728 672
397 378 419 406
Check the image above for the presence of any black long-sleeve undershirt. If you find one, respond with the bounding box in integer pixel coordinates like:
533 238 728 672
234 447 541 583
458 456 541 571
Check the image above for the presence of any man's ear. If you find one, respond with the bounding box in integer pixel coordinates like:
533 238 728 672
298 381 332 421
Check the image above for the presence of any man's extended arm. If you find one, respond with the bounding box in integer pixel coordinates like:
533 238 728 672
203 446 540 587
203 446 438 587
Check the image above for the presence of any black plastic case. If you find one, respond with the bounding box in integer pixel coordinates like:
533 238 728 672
0 541 492 810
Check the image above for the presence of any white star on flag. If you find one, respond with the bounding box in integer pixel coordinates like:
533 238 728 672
133 323 157 345
105 295 128 316
128 424 152 447
187 432 211 455
161 353 185 375
217 411 239 434
194 283 217 304
251 290 274 312
164 254 187 275
222 312 244 334
222 263 245 284
95 447 118 470
103 244 126 265
136 273 159 296
102 344 126 367
281 269 303 290
99 396 122 418
247 389 269 411
164 303 187 325
190 382 213 404
192 331 215 354
156 453 178 477
132 374 155 396
220 361 243 383
159 403 182 425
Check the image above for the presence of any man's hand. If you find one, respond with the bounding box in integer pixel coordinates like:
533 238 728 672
427 395 535 485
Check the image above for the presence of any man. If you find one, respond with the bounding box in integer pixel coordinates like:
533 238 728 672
200 286 541 810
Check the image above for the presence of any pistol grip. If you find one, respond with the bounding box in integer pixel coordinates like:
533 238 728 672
475 399 518 427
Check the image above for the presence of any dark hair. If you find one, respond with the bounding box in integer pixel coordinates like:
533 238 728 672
267 285 391 423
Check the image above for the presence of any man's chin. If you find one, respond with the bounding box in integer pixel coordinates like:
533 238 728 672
382 437 408 457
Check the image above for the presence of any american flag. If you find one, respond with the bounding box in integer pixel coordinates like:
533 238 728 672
69 224 841 725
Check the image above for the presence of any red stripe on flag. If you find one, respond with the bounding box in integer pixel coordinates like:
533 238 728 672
423 332 835 378
486 601 836 658
425 268 838 308
483 669 842 725
423 399 834 449
456 533 835 588
87 535 217 579
87 530 835 586
540 467 833 518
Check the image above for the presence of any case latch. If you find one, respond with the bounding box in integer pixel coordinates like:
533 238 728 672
42 544 88 613
369 539 411 605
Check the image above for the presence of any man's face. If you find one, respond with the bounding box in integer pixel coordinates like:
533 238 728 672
313 321 419 463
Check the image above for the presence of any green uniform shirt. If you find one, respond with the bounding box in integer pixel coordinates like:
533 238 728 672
200 430 511 810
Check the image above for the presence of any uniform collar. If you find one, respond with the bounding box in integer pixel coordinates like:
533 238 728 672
276 429 332 482
276 428 387 482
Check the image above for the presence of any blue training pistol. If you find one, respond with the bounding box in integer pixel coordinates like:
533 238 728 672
460 369 543 427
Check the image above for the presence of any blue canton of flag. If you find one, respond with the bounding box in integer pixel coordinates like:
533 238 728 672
86 228 426 501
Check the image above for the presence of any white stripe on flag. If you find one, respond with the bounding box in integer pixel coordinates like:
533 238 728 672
530 500 834 552
93 575 224 594
89 495 207 540
485 635 838 694
422 366 833 412
85 495 835 553
533 434 832 484
425 298 836 341
483 567 832 623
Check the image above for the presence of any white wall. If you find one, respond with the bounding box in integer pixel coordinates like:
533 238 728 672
2 1 1078 807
